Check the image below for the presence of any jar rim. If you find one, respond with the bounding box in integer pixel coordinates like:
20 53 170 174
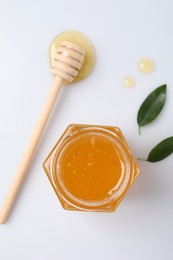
50 127 133 210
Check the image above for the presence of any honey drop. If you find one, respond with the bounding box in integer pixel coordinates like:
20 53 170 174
123 76 135 88
138 58 155 74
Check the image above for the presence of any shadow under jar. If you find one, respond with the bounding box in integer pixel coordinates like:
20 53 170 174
43 124 140 212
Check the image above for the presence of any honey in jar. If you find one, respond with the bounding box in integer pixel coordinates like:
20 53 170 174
43 124 139 212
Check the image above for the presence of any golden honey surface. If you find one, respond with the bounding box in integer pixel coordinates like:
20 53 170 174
56 132 124 202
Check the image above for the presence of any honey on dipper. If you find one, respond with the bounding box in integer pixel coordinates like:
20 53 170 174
0 30 94 224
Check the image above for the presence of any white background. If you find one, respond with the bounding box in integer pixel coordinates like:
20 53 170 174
0 0 173 259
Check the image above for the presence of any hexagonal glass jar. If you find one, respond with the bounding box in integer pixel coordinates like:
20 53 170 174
43 124 140 212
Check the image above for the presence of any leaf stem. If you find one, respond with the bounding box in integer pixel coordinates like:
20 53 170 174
138 127 141 135
137 158 147 161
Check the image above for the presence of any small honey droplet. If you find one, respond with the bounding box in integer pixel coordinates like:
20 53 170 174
138 58 155 73
123 76 135 88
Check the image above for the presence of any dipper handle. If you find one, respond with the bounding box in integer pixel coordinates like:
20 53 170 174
0 77 63 224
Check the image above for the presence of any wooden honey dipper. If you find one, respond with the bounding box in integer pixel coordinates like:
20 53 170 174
0 41 85 224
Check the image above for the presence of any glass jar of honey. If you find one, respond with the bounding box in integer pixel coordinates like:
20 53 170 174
43 124 140 212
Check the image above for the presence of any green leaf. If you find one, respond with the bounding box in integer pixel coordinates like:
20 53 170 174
147 137 173 162
137 84 167 134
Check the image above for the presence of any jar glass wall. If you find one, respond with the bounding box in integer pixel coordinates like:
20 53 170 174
43 124 140 212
